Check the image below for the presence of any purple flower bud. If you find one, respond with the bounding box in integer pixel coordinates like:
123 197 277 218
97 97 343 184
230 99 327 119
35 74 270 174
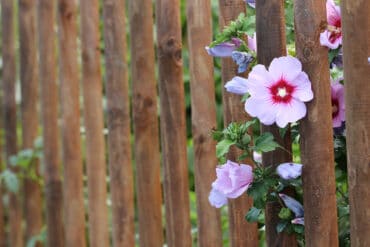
205 38 242 57
244 0 255 8
225 76 249 95
292 217 304 225
279 193 304 218
276 162 302 180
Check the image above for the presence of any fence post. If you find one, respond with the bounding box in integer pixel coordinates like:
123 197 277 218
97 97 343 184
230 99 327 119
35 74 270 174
80 0 109 246
1 1 23 246
156 0 192 246
294 0 339 246
18 0 43 244
37 0 65 246
57 0 86 246
218 1 258 246
255 0 296 246
341 0 370 245
187 0 223 246
102 0 135 246
128 0 164 246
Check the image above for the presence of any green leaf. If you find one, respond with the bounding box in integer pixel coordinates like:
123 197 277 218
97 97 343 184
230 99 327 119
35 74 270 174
2 169 19 193
245 207 262 223
253 132 281 152
293 224 305 234
276 221 289 233
278 207 292 220
216 139 235 158
212 130 224 141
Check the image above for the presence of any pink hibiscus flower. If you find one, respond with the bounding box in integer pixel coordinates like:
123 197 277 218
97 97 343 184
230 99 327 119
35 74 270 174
320 0 342 49
331 80 345 128
244 56 313 128
208 160 253 208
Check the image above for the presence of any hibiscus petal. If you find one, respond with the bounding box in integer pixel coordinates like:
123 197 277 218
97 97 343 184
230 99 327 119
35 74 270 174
227 164 253 198
209 188 228 208
276 163 303 180
225 76 249 95
275 100 307 128
245 97 277 125
290 72 314 102
248 33 257 52
326 0 341 25
269 56 302 82
320 31 341 49
205 42 236 57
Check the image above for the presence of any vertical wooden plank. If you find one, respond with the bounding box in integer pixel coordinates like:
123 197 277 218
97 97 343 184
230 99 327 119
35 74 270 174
186 1 223 247
255 0 296 246
57 0 86 246
294 0 339 246
128 0 164 246
102 0 135 246
0 92 5 247
37 0 65 246
1 1 23 246
80 1 109 246
156 0 192 246
218 1 258 246
341 0 370 246
18 0 43 244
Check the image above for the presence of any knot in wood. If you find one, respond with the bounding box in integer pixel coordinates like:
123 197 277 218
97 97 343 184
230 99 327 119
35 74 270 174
159 36 182 62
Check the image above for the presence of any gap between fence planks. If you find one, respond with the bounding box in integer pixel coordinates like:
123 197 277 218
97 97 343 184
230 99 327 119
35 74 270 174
156 0 192 246
255 0 296 246
18 0 43 244
80 0 109 246
57 0 87 246
129 0 164 246
103 0 135 246
218 1 258 246
186 0 223 246
37 0 65 246
1 1 23 246
294 0 339 246
342 0 370 245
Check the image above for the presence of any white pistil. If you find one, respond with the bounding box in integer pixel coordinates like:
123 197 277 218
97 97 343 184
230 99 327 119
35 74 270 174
277 87 288 98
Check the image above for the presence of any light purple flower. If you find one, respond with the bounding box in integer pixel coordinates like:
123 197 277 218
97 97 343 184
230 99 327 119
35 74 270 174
205 38 242 57
331 81 345 128
292 217 304 225
244 56 314 128
279 193 304 218
276 162 302 180
368 57 370 64
320 0 342 49
248 33 257 53
225 76 249 95
253 151 262 164
209 160 253 208
244 0 255 8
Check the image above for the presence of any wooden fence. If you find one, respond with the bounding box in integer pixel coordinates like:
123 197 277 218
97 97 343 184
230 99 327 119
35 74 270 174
0 0 369 246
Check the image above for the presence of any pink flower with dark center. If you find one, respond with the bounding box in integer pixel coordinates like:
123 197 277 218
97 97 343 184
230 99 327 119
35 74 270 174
331 80 345 128
244 56 313 128
208 160 253 208
320 0 342 49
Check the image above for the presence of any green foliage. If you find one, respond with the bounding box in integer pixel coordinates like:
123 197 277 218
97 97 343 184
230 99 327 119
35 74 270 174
253 132 282 153
245 207 262 223
26 227 46 247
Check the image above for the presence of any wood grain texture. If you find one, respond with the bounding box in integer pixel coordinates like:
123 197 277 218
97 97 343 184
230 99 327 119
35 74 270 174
57 0 86 246
156 0 192 246
341 0 370 246
80 1 109 246
129 0 164 246
255 0 296 246
294 0 338 246
37 0 65 246
102 0 135 246
19 0 43 244
218 1 258 246
1 1 23 246
0 90 5 247
186 0 223 246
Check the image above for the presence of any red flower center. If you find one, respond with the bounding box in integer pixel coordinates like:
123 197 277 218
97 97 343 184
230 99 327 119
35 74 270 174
332 98 339 118
269 79 295 104
329 19 342 43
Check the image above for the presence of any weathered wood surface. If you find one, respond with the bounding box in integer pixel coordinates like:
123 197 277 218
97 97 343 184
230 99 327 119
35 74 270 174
218 1 258 246
156 0 192 246
57 0 86 246
19 0 43 244
255 0 296 245
80 0 109 246
341 0 370 246
38 0 65 246
1 1 23 246
103 0 135 246
187 0 223 246
129 0 164 246
294 0 339 246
